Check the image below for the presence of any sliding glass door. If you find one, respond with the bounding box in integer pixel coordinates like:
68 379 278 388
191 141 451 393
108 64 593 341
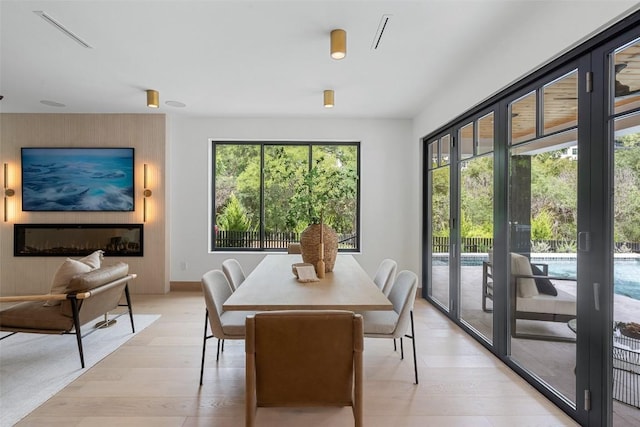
608 36 640 427
422 13 640 425
427 134 452 312
457 113 495 344
506 69 580 408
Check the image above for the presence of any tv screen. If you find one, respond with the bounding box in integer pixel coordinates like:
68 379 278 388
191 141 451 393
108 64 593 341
21 147 135 211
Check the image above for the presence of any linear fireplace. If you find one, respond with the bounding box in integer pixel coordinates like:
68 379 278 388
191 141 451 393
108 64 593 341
14 224 143 257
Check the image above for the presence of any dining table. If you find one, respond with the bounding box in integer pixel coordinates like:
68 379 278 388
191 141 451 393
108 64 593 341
222 254 393 312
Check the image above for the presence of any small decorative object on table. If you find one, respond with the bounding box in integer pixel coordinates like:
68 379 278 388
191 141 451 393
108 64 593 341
293 264 319 283
300 222 337 273
316 220 326 278
291 262 314 278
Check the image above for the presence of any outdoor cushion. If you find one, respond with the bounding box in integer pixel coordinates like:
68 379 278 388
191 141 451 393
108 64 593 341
517 288 576 316
511 253 539 298
531 264 558 296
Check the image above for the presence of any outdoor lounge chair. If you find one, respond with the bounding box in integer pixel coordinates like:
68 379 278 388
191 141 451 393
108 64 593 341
482 252 576 342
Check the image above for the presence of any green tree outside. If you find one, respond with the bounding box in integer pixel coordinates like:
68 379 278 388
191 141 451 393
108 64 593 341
214 142 359 248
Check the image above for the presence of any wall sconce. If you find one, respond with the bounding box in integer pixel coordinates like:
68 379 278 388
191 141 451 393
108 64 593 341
146 90 159 108
330 29 346 59
4 163 15 222
323 90 335 108
143 163 152 222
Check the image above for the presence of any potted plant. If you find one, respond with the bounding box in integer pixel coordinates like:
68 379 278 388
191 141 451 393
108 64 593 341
286 159 357 273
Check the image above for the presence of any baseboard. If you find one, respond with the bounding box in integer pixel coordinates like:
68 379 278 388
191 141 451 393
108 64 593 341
170 281 201 292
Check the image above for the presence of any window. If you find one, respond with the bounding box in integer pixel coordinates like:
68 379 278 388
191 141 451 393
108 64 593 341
212 141 360 251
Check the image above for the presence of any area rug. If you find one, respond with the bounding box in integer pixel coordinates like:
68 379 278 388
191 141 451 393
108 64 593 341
0 313 160 426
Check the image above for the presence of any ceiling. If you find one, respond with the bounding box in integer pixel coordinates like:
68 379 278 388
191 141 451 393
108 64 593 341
0 1 638 119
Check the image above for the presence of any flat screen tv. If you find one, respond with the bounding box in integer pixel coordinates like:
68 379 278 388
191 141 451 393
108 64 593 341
21 147 135 211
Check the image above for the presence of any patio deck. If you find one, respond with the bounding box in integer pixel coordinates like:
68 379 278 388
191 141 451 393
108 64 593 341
432 263 640 426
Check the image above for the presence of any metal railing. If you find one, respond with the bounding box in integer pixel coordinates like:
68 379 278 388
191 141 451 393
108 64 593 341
215 230 357 250
431 236 639 253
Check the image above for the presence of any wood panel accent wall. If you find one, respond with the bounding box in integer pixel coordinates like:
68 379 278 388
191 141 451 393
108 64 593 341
0 114 168 295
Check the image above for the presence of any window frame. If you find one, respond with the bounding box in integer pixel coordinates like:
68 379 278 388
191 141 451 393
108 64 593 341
210 140 361 252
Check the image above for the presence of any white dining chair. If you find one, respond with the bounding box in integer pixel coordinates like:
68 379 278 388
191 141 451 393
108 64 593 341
372 258 397 296
200 269 253 385
362 270 419 384
222 258 246 291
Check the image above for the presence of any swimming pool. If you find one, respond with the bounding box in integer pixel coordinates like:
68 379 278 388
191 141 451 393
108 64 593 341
539 258 640 301
433 254 640 300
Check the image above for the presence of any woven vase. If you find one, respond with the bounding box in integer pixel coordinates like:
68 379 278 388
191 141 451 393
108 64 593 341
299 223 338 272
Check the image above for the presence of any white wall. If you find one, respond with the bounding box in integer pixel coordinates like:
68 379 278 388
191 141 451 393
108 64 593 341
169 117 418 283
0 114 168 295
412 1 639 141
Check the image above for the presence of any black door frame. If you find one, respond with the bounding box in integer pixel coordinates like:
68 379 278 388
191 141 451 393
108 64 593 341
421 10 640 426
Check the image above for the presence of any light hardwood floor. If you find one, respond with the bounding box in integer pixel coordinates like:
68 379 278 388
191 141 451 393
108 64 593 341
17 291 579 427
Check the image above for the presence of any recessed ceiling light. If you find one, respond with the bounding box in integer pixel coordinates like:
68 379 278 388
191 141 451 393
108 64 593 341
371 15 392 50
40 100 66 107
165 100 186 108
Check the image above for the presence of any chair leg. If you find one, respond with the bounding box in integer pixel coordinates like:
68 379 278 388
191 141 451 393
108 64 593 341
400 337 404 360
216 339 222 361
408 310 418 384
70 298 85 369
200 310 209 386
393 338 397 351
124 283 135 333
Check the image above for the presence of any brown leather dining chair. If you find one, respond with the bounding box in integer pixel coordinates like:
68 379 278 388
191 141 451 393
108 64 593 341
245 310 363 427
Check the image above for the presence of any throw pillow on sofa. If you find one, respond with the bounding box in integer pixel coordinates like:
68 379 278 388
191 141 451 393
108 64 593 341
44 258 93 306
44 250 103 306
78 250 104 269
